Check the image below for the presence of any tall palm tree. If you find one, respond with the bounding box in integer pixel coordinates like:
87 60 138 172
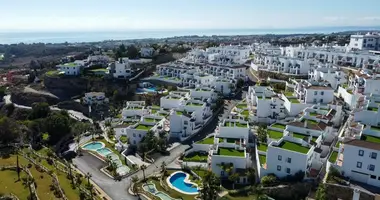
131 175 139 197
87 183 94 200
66 161 74 185
85 172 92 186
140 165 147 182
200 171 220 200
22 176 35 200
160 161 167 176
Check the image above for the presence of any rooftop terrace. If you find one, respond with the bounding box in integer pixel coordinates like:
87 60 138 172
186 102 203 106
135 124 154 131
216 147 245 157
361 135 380 144
277 141 310 154
268 129 283 139
224 121 248 128
271 123 286 130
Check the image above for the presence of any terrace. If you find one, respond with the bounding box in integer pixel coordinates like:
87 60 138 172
241 110 250 117
196 137 216 144
329 151 338 163
224 121 248 128
259 154 266 166
186 102 203 106
271 123 286 130
309 112 318 116
236 104 247 109
90 68 108 73
135 124 154 131
144 118 156 123
257 143 268 152
292 133 317 142
361 134 380 144
284 91 294 96
368 107 379 112
288 98 300 103
268 129 283 139
277 141 310 154
301 119 319 125
370 126 380 132
63 62 77 67
216 148 245 157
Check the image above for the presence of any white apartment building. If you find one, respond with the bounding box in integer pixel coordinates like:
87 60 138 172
169 110 199 139
293 80 334 104
56 62 83 75
83 92 109 105
210 118 251 183
206 45 251 65
349 33 380 51
259 55 311 75
113 59 133 78
121 101 149 119
140 47 156 58
190 87 217 102
308 65 346 90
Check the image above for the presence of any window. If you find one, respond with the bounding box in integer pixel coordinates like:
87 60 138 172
133 133 136 137
357 162 362 168
286 168 291 174
370 175 376 179
277 165 281 171
313 99 317 103
287 158 292 163
278 155 282 161
370 152 377 159
321 91 324 95
139 134 141 138
320 99 323 103
368 164 375 171
314 91 317 95
358 150 364 156
184 121 188 125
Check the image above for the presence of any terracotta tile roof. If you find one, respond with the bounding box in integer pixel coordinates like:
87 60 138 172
344 139 380 151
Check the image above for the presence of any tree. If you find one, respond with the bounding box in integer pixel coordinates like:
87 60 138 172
315 184 327 200
261 175 277 187
44 112 71 145
126 45 139 59
140 165 147 182
228 173 240 189
22 176 35 200
236 78 245 88
106 128 115 139
245 168 256 184
257 126 268 143
85 172 92 186
0 117 21 144
131 175 139 197
29 102 50 119
160 161 167 175
200 171 220 200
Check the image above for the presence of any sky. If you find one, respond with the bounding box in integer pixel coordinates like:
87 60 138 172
1 0 380 32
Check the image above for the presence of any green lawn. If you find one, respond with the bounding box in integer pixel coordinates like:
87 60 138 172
63 62 77 67
120 135 128 143
236 104 246 109
335 141 341 148
292 132 307 140
135 124 153 130
370 126 380 132
0 170 30 200
46 70 60 76
268 130 283 139
278 141 310 154
196 137 215 144
309 112 318 116
271 123 286 130
329 151 338 163
288 98 300 103
90 68 108 72
187 102 203 106
302 119 318 125
226 138 237 143
144 118 155 122
259 154 266 166
183 152 208 162
368 107 378 112
257 143 268 152
361 135 380 144
176 111 183 115
217 148 245 157
284 91 293 96
225 122 247 128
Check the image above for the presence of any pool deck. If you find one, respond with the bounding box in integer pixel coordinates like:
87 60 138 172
166 171 199 195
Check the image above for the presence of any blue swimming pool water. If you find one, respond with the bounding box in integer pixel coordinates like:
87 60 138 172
169 172 198 194
136 87 157 93
96 148 112 156
82 142 103 151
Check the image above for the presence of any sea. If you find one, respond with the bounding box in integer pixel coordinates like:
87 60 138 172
1 26 380 44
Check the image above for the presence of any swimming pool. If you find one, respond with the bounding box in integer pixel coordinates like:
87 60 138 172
82 142 104 151
143 183 179 200
167 171 199 195
96 148 112 157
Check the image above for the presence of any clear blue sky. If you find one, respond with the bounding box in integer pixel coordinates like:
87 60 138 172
1 0 380 32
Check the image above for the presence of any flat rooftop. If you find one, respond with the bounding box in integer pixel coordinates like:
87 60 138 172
135 124 154 130
217 147 245 157
277 141 310 154
224 121 247 128
361 135 380 144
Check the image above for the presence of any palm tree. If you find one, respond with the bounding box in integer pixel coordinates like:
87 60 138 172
160 161 167 176
131 175 139 197
245 168 256 185
228 173 240 189
200 171 220 200
85 172 92 186
66 160 74 185
76 136 82 155
87 183 94 200
22 176 35 200
140 165 147 182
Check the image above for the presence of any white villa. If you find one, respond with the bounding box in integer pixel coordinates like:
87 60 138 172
140 47 156 58
83 92 109 105
113 59 133 79
349 32 380 51
56 62 83 76
308 65 347 90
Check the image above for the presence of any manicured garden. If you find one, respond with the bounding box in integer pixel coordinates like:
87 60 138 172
257 143 268 152
217 148 245 157
361 134 380 144
183 152 208 162
267 130 283 139
288 98 300 103
370 126 380 132
259 154 266 166
271 123 286 130
135 124 153 130
196 137 215 144
119 135 128 143
329 151 338 163
278 141 310 154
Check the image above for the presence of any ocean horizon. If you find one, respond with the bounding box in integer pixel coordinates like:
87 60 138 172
1 26 380 45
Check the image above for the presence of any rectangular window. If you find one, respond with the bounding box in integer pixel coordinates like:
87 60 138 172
320 99 323 103
321 91 324 95
368 164 375 171
277 165 281 171
357 162 362 168
184 121 188 125
370 175 376 179
287 158 292 163
314 91 317 95
278 155 282 161
286 168 291 174
358 150 364 156
370 152 377 159
313 99 317 103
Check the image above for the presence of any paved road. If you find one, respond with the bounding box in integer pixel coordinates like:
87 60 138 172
73 91 245 199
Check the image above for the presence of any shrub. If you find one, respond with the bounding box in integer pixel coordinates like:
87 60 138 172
261 174 278 187
27 163 33 168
